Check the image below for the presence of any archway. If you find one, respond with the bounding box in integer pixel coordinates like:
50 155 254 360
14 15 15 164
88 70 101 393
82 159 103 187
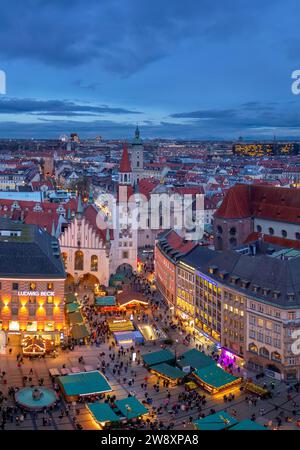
267 364 281 374
116 263 133 275
65 273 75 291
78 273 100 293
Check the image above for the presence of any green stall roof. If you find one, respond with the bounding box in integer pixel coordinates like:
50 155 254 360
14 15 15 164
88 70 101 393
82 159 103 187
58 371 112 397
230 419 267 430
87 402 120 424
66 302 80 313
178 349 215 371
194 364 239 389
194 410 238 430
95 296 116 307
142 349 175 367
65 293 77 304
115 396 148 420
70 323 90 340
151 363 186 380
68 311 84 325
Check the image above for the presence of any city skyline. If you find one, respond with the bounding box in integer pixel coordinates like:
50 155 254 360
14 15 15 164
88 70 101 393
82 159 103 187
1 0 300 139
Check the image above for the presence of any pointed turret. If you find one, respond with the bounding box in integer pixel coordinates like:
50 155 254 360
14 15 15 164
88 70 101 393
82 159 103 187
67 207 72 221
51 220 56 237
77 195 83 216
119 143 132 186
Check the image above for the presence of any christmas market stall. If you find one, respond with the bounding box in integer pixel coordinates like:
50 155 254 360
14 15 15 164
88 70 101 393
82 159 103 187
194 410 238 430
58 370 112 402
192 364 242 394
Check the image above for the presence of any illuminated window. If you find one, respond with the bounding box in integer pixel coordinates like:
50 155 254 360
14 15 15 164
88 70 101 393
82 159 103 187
26 321 37 332
29 282 36 290
74 250 84 270
9 320 19 331
44 322 54 331
47 296 53 304
47 282 53 290
91 255 98 272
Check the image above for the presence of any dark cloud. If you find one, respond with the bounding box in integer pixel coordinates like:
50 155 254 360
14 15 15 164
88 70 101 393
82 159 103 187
0 0 278 76
0 98 141 116
169 102 300 130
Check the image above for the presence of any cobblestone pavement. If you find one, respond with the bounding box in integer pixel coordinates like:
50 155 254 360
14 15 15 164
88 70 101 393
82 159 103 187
0 277 299 430
1 336 300 430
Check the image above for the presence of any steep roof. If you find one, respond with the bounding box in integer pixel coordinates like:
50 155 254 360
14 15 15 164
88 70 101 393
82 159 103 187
216 183 300 224
0 218 65 278
119 144 132 173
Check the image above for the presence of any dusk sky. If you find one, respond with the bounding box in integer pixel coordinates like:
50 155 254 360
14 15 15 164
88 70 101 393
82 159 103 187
1 0 300 139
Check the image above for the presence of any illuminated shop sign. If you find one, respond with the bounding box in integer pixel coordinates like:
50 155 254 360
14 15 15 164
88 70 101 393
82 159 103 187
196 272 217 287
17 291 55 297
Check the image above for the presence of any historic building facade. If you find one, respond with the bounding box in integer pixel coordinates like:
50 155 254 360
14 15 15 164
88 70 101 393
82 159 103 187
0 219 66 346
214 184 300 251
155 231 300 380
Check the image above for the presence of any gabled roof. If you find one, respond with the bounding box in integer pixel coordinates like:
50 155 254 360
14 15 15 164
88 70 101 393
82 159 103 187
119 144 132 173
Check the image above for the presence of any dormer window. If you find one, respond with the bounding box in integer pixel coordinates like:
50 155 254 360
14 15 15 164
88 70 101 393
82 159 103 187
262 288 270 296
287 292 295 302
241 279 250 289
208 265 218 274
252 284 260 293
273 291 280 299
230 275 240 285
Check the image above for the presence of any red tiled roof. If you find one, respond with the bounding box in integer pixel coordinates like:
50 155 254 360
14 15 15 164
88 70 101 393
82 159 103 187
119 144 132 173
165 230 197 254
24 210 59 234
215 184 251 219
245 232 300 250
216 183 300 224
138 178 159 199
172 186 204 196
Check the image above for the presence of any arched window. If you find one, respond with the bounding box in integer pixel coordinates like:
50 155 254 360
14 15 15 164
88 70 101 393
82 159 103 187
256 225 262 233
259 347 270 359
91 255 98 272
271 351 281 363
217 225 223 234
229 237 237 248
229 227 236 236
74 250 84 271
268 227 274 235
281 229 287 238
249 343 258 354
62 252 67 269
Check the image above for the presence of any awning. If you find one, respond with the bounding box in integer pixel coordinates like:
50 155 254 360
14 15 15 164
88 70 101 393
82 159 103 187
70 324 90 340
194 410 238 430
68 311 84 326
87 402 120 424
193 364 240 390
66 302 80 313
115 396 148 420
178 349 215 371
65 293 77 304
230 419 266 430
58 370 112 397
150 363 186 380
142 349 175 367
95 296 116 307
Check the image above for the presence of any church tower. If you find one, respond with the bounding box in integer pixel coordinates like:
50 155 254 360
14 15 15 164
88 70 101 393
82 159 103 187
130 125 144 185
119 143 133 186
